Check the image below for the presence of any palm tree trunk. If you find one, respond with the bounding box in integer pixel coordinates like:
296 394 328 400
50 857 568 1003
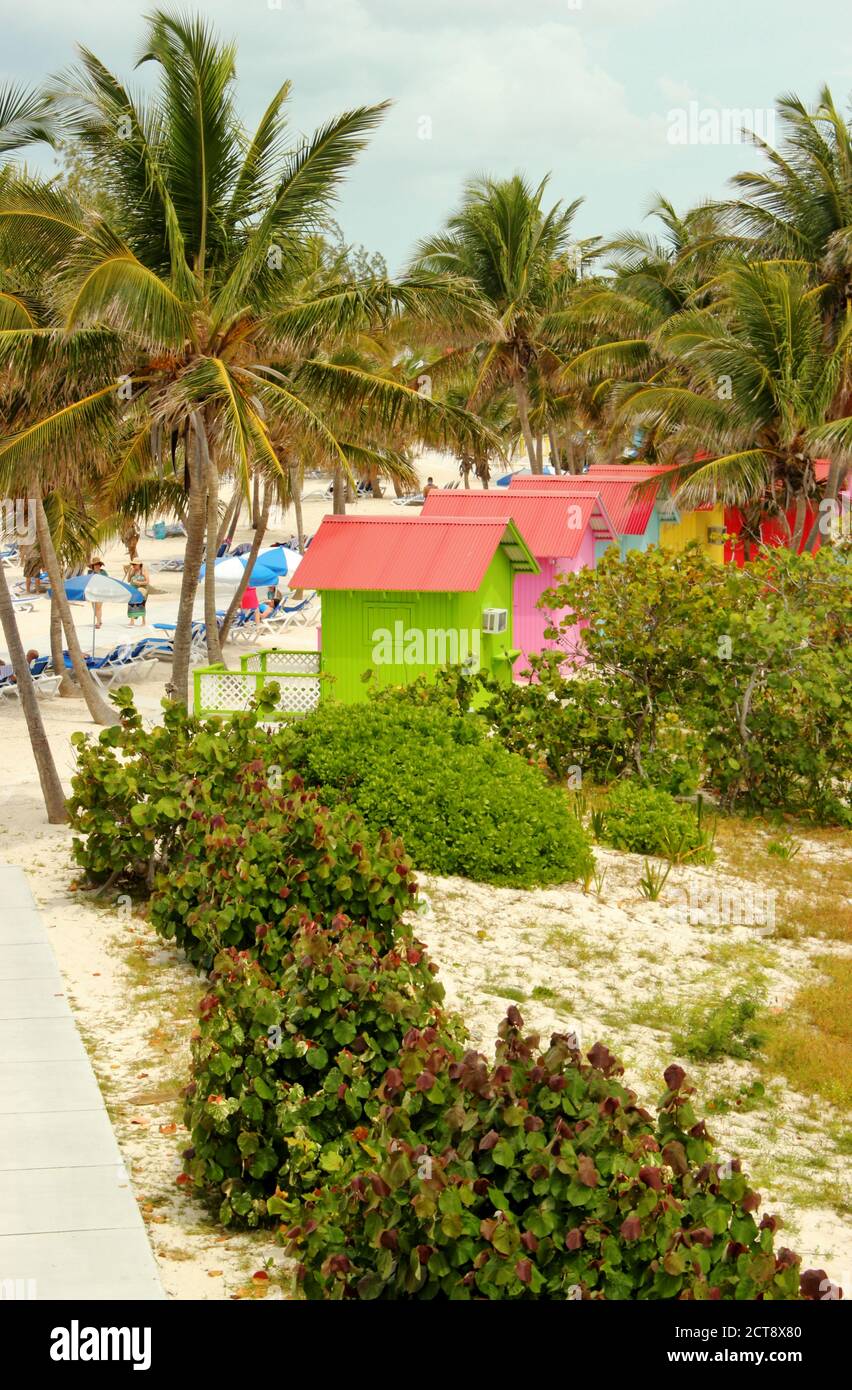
199 420 223 666
332 468 346 515
289 464 306 552
169 425 207 705
33 494 117 726
790 495 807 552
0 560 67 823
49 592 75 697
514 380 542 474
216 482 242 551
251 471 261 528
548 430 562 474
219 486 271 645
804 458 845 552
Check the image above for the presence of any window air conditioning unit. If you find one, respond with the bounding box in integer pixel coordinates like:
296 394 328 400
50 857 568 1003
482 607 508 634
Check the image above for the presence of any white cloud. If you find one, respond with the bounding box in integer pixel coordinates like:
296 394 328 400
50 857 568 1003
657 76 698 106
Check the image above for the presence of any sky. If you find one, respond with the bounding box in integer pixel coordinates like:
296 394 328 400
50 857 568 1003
2 0 850 272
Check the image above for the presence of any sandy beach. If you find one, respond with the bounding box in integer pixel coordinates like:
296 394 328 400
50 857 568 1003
1 452 850 1300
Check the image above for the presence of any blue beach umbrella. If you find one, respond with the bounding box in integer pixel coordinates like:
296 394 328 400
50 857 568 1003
198 552 288 588
495 466 555 488
63 573 144 654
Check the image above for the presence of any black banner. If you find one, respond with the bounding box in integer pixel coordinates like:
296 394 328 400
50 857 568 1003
1 1295 847 1377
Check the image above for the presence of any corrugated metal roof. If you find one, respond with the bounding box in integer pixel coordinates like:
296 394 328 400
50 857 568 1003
290 515 538 592
510 473 661 535
422 488 615 557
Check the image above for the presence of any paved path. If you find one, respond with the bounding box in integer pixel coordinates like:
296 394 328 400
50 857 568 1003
0 866 164 1300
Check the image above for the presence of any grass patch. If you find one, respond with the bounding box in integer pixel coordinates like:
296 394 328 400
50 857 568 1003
713 817 852 944
481 983 526 1004
674 986 767 1061
761 954 852 1108
530 984 575 1013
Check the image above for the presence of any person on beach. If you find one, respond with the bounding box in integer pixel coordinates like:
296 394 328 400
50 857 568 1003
21 544 45 593
0 650 39 684
240 584 261 627
423 476 436 495
125 559 150 626
87 557 106 627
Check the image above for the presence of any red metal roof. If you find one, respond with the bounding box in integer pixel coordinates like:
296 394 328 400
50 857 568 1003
290 515 537 592
510 472 662 535
422 488 615 558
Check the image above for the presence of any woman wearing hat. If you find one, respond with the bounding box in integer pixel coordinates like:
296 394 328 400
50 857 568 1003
87 557 106 627
125 559 150 626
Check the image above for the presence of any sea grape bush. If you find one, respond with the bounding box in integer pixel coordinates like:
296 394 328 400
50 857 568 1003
67 686 288 892
600 781 715 865
283 697 594 887
284 1010 816 1302
149 764 414 966
182 916 462 1226
542 544 851 824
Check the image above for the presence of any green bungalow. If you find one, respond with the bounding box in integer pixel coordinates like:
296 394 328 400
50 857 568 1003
291 514 539 702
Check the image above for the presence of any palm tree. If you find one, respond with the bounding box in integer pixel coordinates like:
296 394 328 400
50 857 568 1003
0 308 125 724
550 196 732 462
612 261 852 551
411 173 589 472
0 82 66 822
719 88 852 536
722 88 852 342
0 12 496 701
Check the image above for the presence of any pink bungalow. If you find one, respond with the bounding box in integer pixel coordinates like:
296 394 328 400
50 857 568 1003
421 487 615 676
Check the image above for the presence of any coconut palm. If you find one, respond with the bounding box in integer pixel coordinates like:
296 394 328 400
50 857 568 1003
722 88 852 341
411 174 590 473
0 11 497 702
0 297 129 723
613 261 852 551
550 196 733 463
0 82 68 822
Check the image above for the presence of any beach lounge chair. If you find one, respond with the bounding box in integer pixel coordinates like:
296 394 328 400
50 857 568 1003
152 620 209 661
225 608 263 644
129 636 175 661
0 667 61 699
255 592 318 636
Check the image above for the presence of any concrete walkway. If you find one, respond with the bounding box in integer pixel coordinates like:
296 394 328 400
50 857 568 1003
0 866 164 1300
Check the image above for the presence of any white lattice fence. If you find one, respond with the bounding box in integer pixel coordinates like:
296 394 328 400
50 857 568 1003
194 664 320 718
272 677 321 713
241 649 321 675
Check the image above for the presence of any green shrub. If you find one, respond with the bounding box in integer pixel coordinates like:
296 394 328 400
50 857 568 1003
67 687 287 893
383 663 632 785
542 544 852 825
182 916 461 1225
149 766 415 967
601 781 715 865
674 989 768 1062
284 698 593 887
283 1009 809 1301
